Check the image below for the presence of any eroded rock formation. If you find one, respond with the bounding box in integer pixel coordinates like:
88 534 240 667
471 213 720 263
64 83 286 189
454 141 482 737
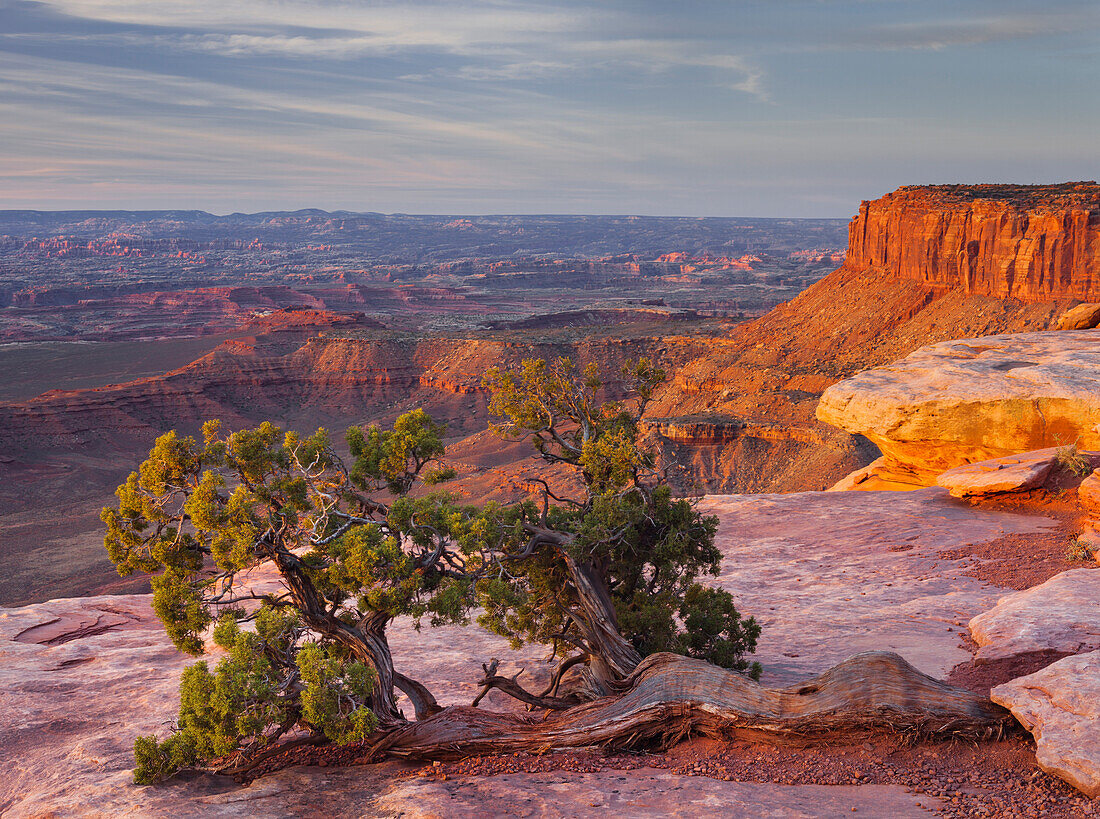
969 569 1100 662
992 651 1100 798
846 183 1100 301
817 331 1100 484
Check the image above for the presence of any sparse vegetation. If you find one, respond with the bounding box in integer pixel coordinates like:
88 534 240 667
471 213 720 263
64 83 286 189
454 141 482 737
1054 442 1092 477
1067 538 1095 562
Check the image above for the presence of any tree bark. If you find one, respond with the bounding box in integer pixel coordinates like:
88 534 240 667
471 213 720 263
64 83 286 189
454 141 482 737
562 554 642 684
395 672 442 720
270 548 408 726
370 652 1011 761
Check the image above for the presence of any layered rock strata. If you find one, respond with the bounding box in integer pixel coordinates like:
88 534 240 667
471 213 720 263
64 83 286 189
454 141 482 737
845 183 1100 302
654 184 1100 492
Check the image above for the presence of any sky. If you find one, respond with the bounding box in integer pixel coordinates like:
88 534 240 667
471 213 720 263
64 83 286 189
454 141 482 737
0 0 1097 216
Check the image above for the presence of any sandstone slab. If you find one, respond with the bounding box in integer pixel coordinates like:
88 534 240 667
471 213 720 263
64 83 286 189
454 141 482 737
372 770 940 818
826 456 925 492
968 568 1100 661
992 650 1100 797
1079 469 1100 511
817 330 1100 481
936 448 1059 497
0 489 1057 815
700 487 1052 682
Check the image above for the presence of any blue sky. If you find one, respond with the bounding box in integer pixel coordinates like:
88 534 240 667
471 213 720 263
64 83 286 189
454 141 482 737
0 0 1096 215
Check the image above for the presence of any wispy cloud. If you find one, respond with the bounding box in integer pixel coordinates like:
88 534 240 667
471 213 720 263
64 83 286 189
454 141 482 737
0 0 1097 214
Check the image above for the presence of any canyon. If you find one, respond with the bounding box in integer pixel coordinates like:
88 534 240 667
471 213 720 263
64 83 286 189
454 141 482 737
3 184 1100 606
4 184 1100 813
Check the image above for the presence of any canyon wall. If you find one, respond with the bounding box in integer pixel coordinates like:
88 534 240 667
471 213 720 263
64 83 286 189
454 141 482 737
845 183 1100 301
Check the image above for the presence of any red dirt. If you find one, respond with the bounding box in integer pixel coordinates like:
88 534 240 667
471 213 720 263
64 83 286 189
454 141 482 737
940 491 1097 590
947 650 1074 698
240 732 1098 818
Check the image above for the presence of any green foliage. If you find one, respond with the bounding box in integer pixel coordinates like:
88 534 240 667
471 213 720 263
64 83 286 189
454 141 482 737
111 357 761 784
132 606 382 783
477 356 760 675
347 408 448 495
674 585 762 678
105 410 465 782
1067 538 1095 562
296 643 378 744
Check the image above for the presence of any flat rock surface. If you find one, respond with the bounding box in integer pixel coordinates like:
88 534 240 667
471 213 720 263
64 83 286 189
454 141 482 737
992 650 1100 798
968 568 1100 661
0 489 1056 815
936 448 1059 497
817 330 1100 479
700 488 1053 683
372 769 941 818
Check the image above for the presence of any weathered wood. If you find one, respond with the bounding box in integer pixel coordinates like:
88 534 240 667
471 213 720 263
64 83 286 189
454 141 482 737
372 651 1010 760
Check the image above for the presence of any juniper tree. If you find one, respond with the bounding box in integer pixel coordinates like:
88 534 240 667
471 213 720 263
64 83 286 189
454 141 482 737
104 358 760 782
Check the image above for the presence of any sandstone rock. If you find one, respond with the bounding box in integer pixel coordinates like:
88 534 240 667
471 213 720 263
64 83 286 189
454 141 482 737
992 650 1100 797
968 569 1100 661
935 448 1058 497
0 488 1054 814
1075 525 1100 555
845 184 1100 302
827 456 925 492
1056 302 1100 330
1079 469 1100 511
374 770 940 818
817 330 1100 482
700 488 1053 682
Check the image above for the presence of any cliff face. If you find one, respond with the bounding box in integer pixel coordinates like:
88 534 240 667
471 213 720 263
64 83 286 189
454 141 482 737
649 185 1100 490
845 184 1100 301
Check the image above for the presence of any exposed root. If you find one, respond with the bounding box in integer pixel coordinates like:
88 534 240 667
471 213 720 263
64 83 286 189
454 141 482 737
371 651 1012 761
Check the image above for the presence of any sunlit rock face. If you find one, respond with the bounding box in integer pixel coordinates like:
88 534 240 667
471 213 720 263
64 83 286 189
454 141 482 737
817 330 1100 484
969 569 1100 662
845 183 1100 302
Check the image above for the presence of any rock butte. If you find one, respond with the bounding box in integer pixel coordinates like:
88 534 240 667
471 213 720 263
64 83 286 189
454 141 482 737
648 185 1100 492
817 330 1100 485
846 183 1100 302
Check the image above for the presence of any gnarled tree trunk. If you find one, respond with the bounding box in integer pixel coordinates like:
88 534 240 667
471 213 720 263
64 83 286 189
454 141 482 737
370 652 1011 760
563 554 642 686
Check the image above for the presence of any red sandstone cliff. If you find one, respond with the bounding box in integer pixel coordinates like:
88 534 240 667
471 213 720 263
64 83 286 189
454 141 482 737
845 183 1100 301
646 185 1100 489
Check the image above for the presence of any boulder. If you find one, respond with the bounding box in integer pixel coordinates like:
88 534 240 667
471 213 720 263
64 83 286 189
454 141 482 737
1079 469 1100 511
817 330 1100 483
992 651 1100 797
1056 303 1100 331
827 456 926 492
935 448 1058 498
968 569 1100 661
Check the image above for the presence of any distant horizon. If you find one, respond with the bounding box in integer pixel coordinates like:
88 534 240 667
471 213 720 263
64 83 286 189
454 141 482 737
0 206 856 220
